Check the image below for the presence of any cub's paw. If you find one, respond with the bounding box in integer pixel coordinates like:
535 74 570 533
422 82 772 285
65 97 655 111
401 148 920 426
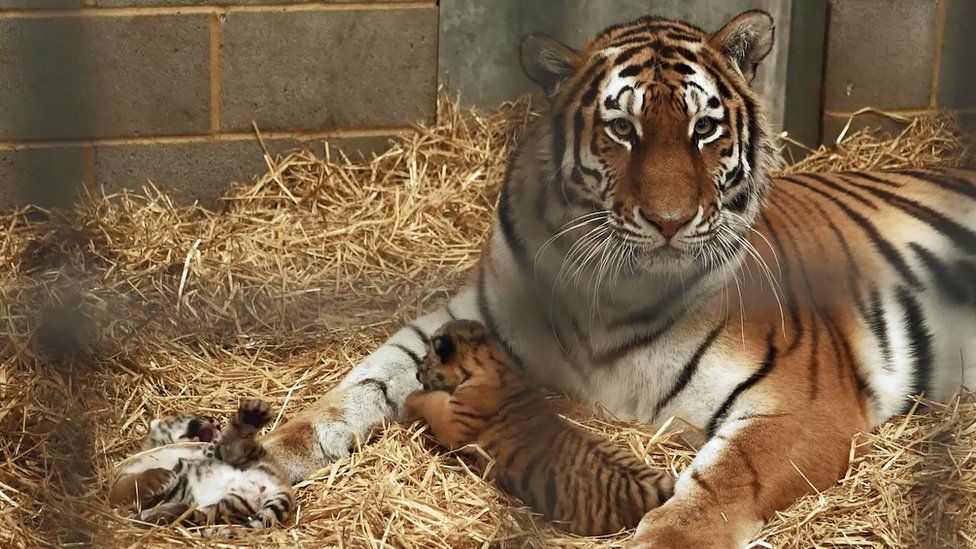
237 400 272 430
404 391 427 420
110 468 175 508
132 501 191 526
416 365 451 392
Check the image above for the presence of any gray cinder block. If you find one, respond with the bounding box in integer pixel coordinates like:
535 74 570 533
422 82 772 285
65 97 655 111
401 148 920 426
0 15 210 141
220 7 438 133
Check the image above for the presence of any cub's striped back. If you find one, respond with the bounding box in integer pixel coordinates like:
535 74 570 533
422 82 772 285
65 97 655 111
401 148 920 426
406 320 674 536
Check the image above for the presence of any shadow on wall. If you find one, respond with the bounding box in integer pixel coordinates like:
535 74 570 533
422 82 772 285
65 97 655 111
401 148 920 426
6 18 91 209
5 15 102 545
938 1 976 130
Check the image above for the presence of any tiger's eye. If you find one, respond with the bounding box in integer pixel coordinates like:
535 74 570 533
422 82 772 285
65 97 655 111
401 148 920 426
694 118 717 137
610 118 635 140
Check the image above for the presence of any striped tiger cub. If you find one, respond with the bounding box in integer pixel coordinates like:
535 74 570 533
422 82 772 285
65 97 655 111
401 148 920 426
110 400 293 532
406 320 674 536
259 8 976 548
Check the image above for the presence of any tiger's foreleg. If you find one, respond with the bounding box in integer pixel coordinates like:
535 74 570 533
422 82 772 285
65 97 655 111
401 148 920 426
261 286 483 482
629 408 859 548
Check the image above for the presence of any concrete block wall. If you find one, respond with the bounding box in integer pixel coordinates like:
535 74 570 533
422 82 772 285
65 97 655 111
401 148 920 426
440 1 835 150
440 0 799 134
821 0 976 142
0 1 438 208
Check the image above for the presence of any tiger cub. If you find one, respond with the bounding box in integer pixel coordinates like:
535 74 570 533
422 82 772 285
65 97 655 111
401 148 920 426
110 400 293 531
406 320 674 536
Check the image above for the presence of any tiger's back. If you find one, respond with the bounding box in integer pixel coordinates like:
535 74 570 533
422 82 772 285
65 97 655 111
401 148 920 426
758 167 976 424
406 320 673 536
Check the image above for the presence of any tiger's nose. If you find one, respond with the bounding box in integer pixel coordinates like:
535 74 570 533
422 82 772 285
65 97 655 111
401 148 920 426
640 210 695 239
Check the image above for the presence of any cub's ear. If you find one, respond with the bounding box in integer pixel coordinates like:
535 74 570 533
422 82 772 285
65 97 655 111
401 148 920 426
710 10 774 83
431 334 455 363
520 32 581 97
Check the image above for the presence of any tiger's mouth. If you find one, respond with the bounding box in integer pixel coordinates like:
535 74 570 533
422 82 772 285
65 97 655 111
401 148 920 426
182 417 221 443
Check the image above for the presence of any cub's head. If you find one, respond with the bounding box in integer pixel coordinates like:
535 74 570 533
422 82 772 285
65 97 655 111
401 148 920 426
417 320 518 398
144 413 220 449
521 11 776 276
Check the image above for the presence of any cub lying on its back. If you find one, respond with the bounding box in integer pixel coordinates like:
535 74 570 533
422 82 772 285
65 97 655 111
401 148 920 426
110 400 293 530
406 320 674 536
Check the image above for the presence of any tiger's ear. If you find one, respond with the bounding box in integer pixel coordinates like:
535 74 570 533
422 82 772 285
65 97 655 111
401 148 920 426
520 33 581 97
431 335 455 363
710 10 774 83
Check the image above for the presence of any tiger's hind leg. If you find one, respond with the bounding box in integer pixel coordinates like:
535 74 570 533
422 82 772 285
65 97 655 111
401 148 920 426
245 492 294 529
131 502 206 526
109 468 175 508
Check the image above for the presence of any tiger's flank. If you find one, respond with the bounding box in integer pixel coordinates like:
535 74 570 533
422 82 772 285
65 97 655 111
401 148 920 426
406 320 674 536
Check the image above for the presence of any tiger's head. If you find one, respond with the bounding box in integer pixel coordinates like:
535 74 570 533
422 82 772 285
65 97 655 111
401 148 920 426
417 320 523 405
521 11 776 276
144 413 220 449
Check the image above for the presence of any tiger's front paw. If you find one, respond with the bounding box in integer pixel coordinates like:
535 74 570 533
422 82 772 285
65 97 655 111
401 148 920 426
261 415 358 483
628 503 737 549
237 400 272 431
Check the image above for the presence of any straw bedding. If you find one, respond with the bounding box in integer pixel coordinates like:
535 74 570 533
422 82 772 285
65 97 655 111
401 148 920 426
0 98 973 548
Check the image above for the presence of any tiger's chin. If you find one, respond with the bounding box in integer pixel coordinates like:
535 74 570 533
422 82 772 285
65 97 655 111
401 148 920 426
634 246 698 276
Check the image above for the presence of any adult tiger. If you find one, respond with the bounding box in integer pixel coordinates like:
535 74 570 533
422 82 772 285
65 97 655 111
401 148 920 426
262 10 976 547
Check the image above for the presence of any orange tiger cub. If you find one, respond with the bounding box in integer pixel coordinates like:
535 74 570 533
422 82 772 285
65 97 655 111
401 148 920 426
406 319 674 536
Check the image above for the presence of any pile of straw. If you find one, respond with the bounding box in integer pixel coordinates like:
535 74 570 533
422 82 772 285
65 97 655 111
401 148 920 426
0 98 972 548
